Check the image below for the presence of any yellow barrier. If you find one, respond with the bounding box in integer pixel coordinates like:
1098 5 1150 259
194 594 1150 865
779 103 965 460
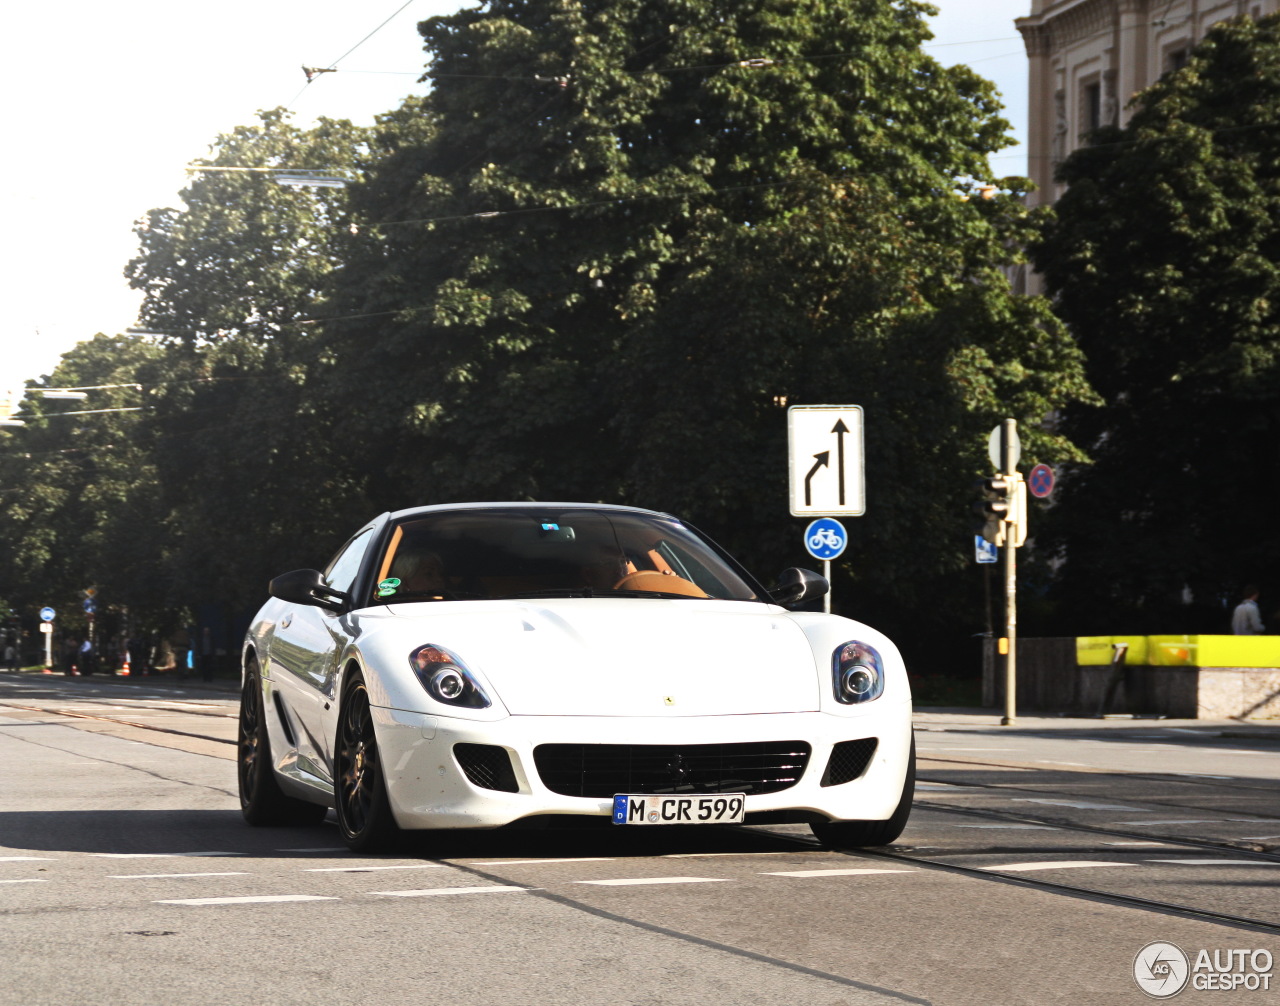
1076 634 1280 668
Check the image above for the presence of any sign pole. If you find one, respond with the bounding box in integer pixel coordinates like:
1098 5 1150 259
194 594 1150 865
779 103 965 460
823 559 831 614
1002 418 1018 726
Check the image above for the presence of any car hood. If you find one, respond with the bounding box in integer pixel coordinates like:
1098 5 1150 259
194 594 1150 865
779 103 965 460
383 598 821 716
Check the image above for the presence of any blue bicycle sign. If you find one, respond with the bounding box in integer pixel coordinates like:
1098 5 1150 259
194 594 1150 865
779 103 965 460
804 518 847 560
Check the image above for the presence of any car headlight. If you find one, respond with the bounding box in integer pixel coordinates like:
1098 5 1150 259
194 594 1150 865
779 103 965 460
832 641 885 704
409 644 491 709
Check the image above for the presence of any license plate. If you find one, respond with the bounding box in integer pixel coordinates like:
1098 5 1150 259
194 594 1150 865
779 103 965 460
611 793 745 825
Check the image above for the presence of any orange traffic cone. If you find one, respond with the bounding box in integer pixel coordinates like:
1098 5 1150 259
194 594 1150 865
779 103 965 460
41 666 52 674
120 659 130 677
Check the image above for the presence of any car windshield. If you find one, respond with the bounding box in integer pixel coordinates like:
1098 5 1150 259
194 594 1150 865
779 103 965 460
371 508 762 604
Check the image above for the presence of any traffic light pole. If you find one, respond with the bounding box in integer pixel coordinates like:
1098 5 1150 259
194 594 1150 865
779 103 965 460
1001 418 1018 726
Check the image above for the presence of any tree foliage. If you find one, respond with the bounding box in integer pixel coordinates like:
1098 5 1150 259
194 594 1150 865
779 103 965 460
322 0 1092 647
2 1 1098 672
1033 13 1280 631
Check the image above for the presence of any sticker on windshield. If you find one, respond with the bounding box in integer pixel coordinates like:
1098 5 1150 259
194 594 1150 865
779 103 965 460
377 577 401 597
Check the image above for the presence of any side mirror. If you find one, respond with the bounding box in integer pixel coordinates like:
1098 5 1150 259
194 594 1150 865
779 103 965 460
769 567 829 607
269 569 348 613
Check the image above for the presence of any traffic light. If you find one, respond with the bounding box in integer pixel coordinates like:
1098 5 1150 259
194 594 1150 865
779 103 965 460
974 476 1010 545
973 474 1027 548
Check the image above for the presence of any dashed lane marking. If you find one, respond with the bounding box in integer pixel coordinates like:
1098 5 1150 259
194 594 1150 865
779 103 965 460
575 877 729 887
981 860 1136 872
304 864 447 873
955 824 1060 831
467 858 615 866
111 872 250 879
760 869 916 878
1015 799 1149 811
157 895 338 905
93 852 243 858
0 856 54 861
0 879 47 884
370 886 532 897
1147 859 1280 866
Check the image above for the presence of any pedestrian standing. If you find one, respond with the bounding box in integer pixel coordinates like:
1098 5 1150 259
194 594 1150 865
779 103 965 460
1232 585 1265 635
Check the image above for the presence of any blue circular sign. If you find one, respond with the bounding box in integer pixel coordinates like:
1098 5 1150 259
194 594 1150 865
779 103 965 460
804 518 847 560
82 598 96 614
39 607 55 622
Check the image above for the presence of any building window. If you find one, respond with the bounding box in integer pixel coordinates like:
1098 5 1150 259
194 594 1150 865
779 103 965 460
1167 48 1188 72
1082 81 1102 135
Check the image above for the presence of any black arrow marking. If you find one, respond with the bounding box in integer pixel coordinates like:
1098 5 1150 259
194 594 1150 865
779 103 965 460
831 418 849 506
804 451 829 506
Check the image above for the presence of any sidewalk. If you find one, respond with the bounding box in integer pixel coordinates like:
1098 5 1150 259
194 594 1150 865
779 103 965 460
5 666 240 695
913 705 1280 738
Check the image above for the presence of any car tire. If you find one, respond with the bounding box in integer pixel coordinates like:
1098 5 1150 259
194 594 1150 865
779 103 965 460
238 656 329 827
809 734 915 848
334 672 401 853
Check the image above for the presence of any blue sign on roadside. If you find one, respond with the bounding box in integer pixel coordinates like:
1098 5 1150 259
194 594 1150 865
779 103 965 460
82 598 96 614
974 535 998 564
804 518 848 561
39 607 55 622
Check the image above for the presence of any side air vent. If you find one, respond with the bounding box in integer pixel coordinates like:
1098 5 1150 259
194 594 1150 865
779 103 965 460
271 691 298 748
820 738 878 787
454 743 520 793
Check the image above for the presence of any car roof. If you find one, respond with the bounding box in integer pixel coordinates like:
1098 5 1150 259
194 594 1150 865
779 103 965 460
385 501 677 522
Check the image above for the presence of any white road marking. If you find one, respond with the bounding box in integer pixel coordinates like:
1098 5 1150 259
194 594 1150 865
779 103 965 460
1034 760 1089 767
919 747 1015 752
1240 835 1280 841
111 872 249 879
956 824 1060 831
1102 841 1175 847
370 886 531 897
984 860 1136 872
469 858 616 865
276 847 348 853
761 869 916 877
916 783 966 791
0 878 48 884
1148 859 1280 866
1110 820 1226 827
1015 799 1148 811
0 856 54 861
661 852 791 859
304 864 446 873
575 877 729 886
1163 772 1233 779
157 895 337 905
93 852 243 858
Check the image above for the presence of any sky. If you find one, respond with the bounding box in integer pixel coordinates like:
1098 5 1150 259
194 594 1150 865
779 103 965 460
1 0 1030 391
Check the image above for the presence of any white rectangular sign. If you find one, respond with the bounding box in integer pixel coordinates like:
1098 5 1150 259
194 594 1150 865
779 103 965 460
787 405 865 517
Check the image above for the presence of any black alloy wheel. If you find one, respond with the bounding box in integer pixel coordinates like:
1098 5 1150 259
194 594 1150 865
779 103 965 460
334 675 400 852
238 655 328 827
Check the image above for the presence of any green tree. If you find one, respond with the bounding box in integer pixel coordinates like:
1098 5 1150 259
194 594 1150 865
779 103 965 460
0 335 168 628
324 0 1092 653
1033 13 1280 631
122 110 380 613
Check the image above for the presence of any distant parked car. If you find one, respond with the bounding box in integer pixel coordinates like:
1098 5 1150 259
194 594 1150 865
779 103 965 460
239 502 914 851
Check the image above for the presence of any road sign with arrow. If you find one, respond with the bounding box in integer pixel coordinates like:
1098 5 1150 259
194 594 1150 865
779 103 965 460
787 405 864 517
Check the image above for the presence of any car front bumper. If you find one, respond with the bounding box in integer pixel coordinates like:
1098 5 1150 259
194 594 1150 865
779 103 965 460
371 702 913 831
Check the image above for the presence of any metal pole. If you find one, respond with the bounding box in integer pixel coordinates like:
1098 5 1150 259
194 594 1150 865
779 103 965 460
1001 418 1018 726
44 626 52 671
823 559 831 614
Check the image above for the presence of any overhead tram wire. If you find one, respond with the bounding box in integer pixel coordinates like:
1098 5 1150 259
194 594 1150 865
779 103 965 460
286 0 423 110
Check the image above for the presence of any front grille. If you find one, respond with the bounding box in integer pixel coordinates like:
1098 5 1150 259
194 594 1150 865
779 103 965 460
533 741 811 798
454 743 519 793
820 738 878 787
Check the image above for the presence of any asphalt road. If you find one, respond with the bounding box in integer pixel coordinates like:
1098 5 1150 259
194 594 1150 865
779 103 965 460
2 671 1277 1005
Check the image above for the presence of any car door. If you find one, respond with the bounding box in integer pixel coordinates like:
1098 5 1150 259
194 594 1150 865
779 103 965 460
267 528 373 787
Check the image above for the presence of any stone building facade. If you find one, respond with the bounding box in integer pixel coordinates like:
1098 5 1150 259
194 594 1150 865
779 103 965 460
1016 0 1280 212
